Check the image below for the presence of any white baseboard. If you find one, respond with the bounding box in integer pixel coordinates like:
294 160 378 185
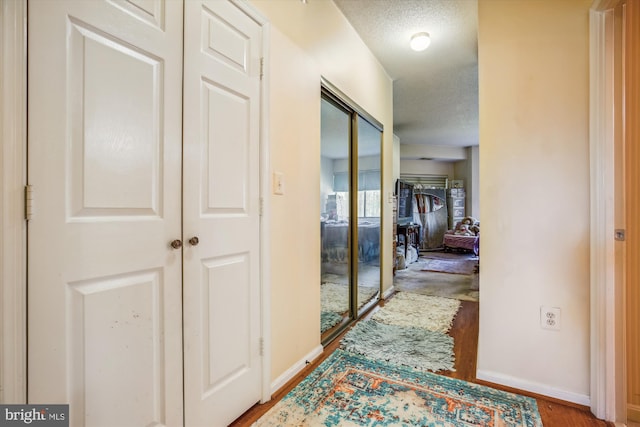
270 344 323 395
476 369 591 407
382 285 395 299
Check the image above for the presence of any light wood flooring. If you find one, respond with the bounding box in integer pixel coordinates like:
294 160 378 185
231 296 613 427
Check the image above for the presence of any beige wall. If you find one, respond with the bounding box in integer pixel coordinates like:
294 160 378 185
477 0 592 403
249 0 394 383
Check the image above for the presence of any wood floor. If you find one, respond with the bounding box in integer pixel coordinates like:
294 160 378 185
231 297 612 426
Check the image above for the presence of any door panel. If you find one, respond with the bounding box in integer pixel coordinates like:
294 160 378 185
107 0 165 30
67 270 166 426
67 18 163 217
202 81 250 213
27 1 184 426
182 1 263 425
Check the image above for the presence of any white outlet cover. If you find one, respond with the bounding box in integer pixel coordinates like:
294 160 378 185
540 306 561 331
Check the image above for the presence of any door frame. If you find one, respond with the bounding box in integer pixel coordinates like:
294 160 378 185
589 0 625 423
0 0 272 405
0 0 27 404
228 0 272 404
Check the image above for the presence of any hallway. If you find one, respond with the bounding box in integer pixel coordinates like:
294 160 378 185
232 287 609 426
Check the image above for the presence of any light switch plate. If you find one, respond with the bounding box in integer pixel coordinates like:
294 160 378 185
273 171 285 195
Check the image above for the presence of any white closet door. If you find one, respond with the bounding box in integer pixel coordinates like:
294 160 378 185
182 1 264 425
27 1 184 426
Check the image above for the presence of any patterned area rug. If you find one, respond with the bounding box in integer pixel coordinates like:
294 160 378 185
421 258 477 275
372 292 461 333
253 349 543 427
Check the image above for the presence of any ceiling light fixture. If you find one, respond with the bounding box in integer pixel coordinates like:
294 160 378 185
410 32 431 51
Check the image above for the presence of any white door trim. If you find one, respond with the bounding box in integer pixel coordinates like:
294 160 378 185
0 0 272 407
0 0 27 404
589 1 625 423
229 0 272 404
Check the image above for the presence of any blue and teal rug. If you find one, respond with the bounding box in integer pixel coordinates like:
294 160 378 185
254 349 543 426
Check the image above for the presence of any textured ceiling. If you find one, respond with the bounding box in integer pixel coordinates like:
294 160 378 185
333 0 479 148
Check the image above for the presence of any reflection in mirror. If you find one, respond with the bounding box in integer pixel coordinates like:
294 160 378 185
416 195 444 212
356 117 381 314
320 88 383 342
320 98 351 337
413 188 448 250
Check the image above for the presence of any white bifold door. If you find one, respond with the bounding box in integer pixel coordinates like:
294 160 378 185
27 1 264 426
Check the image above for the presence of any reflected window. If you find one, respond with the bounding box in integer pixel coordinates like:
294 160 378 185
320 83 383 345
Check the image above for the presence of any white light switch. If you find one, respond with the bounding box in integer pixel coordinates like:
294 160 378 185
273 172 285 195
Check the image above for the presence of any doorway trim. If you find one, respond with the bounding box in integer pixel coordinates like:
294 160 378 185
589 0 625 423
228 0 273 404
0 0 272 406
0 0 27 404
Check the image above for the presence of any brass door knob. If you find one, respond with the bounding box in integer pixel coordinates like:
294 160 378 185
170 239 182 249
188 236 199 246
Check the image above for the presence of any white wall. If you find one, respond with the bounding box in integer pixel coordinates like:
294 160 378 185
477 0 592 404
453 146 479 220
468 146 479 219
250 0 394 384
393 134 400 183
400 144 467 161
400 159 455 179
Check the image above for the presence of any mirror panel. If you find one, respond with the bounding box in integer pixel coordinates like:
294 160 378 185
320 85 383 343
356 117 381 313
320 98 351 337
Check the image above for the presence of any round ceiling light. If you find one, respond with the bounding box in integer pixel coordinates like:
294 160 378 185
410 32 431 51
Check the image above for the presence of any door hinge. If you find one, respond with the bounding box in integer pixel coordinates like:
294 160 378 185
259 57 264 80
25 185 34 221
259 338 264 356
259 197 264 217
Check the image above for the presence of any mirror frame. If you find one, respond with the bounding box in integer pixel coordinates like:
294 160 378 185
320 79 384 345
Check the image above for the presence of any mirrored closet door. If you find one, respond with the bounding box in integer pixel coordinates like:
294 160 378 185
355 118 382 315
320 83 382 344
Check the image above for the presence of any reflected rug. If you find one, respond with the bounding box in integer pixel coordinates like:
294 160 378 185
321 283 379 333
253 349 543 426
340 320 455 372
320 311 343 333
372 292 461 333
321 282 378 314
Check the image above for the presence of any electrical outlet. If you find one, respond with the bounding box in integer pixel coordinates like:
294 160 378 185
540 306 561 331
